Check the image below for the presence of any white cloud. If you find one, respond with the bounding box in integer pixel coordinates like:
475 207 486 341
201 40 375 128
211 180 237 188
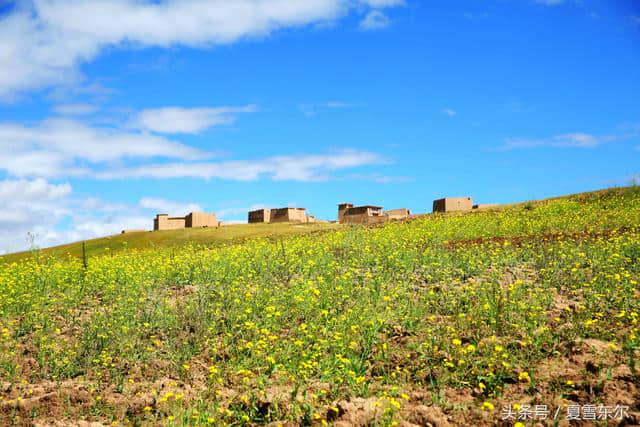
533 0 565 5
81 197 130 213
59 216 150 242
0 150 389 253
359 10 391 30
135 105 258 134
215 207 251 220
214 203 271 222
0 118 206 177
498 122 640 151
345 173 411 183
500 132 618 150
0 178 73 253
325 101 356 108
53 103 99 115
443 108 456 117
298 101 360 116
503 99 535 113
0 0 404 98
0 110 388 182
47 82 115 104
139 197 202 215
0 179 164 253
463 12 489 20
361 0 404 6
96 150 385 181
0 178 72 202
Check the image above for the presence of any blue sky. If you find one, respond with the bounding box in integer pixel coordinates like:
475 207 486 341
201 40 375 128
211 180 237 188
0 0 639 253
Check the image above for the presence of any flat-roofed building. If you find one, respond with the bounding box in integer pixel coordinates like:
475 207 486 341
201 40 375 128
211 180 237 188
248 208 271 223
385 208 411 220
185 212 219 228
154 214 186 230
338 203 353 223
248 207 315 223
153 212 218 231
269 207 308 223
338 203 387 224
432 197 473 213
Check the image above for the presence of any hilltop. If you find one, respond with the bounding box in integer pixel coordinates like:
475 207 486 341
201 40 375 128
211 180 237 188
1 221 340 264
2 186 632 264
0 186 639 426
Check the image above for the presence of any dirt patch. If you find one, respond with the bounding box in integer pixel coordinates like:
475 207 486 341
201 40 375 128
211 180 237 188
332 397 383 426
0 379 94 426
401 404 452 427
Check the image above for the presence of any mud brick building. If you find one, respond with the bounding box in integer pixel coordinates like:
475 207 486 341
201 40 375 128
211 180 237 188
248 207 315 224
154 212 218 231
432 197 473 213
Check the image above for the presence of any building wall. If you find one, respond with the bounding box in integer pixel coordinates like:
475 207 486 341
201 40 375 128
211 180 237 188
342 212 389 225
186 212 218 228
268 208 288 223
341 212 371 224
473 204 499 210
433 197 473 213
340 205 387 225
154 214 186 230
342 207 388 225
367 215 390 225
248 209 271 223
288 208 308 222
347 206 380 216
385 208 411 220
270 207 308 223
338 203 354 224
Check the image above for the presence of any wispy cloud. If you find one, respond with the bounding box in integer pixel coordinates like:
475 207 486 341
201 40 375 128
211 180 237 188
298 101 361 116
47 82 115 104
443 108 457 117
361 0 405 6
359 10 392 30
533 0 565 6
0 178 71 203
498 124 640 150
345 173 412 183
0 118 205 177
0 0 404 99
135 105 258 134
139 197 202 216
53 103 99 115
0 178 73 253
96 150 386 182
503 99 535 113
464 12 489 20
633 16 640 25
0 108 388 183
0 178 136 254
500 133 613 150
0 178 227 253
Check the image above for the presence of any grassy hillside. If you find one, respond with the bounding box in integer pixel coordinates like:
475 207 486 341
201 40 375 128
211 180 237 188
0 187 639 426
1 222 340 264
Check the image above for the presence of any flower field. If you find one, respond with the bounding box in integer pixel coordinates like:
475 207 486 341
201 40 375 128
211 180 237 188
1 187 639 426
